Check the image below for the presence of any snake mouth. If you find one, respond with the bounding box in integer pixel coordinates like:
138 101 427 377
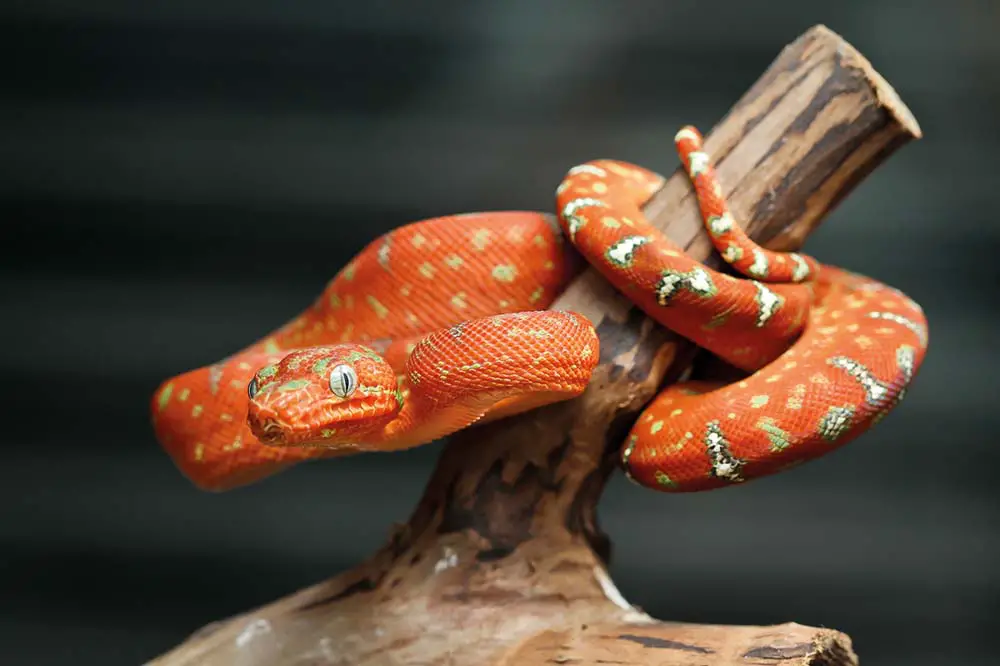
251 418 286 444
247 405 369 447
247 388 402 448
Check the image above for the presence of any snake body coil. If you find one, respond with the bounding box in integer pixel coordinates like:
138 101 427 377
151 126 927 493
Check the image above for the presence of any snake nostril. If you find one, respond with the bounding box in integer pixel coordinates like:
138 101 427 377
247 407 282 439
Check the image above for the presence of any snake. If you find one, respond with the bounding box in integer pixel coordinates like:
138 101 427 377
553 127 927 491
151 211 596 491
150 126 927 494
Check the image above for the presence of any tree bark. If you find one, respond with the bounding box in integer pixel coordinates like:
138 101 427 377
149 24 921 666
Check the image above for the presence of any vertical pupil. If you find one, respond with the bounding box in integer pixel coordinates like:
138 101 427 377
331 366 355 397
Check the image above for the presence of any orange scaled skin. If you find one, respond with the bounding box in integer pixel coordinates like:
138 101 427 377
150 212 587 491
245 311 598 452
556 126 928 492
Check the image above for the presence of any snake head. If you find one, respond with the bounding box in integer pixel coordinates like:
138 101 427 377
246 344 402 448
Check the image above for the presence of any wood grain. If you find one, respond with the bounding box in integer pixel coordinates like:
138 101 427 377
148 25 919 666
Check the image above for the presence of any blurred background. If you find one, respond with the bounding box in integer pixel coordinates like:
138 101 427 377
1 1 997 664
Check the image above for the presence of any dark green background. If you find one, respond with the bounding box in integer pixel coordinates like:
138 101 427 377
2 2 996 664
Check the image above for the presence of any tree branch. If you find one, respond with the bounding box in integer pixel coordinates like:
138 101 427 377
148 25 920 666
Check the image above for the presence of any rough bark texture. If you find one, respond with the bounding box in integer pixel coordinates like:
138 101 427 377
149 25 920 666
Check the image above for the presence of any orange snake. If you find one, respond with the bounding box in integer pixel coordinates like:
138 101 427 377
150 126 927 493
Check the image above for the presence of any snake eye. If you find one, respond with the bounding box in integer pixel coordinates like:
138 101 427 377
248 377 259 400
329 364 358 399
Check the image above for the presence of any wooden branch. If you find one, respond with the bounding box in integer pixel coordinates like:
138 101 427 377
148 25 919 666
505 621 858 665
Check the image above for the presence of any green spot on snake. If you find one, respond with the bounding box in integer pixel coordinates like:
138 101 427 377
707 214 733 236
366 294 389 319
723 244 743 262
278 379 311 392
818 405 855 441
655 267 718 305
756 417 791 451
343 349 382 364
491 264 518 283
654 470 678 488
157 383 173 411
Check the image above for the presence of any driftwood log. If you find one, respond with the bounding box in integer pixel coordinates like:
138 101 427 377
149 25 921 666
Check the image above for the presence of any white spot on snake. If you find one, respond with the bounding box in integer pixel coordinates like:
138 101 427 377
752 281 783 327
655 267 717 305
708 213 734 236
896 344 917 381
790 253 811 281
674 127 700 143
687 151 710 176
828 356 890 405
867 311 927 346
567 164 607 178
377 237 391 270
704 421 745 483
560 197 607 240
748 249 769 278
606 235 649 267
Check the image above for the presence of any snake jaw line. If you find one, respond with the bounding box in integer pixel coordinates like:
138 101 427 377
245 343 403 448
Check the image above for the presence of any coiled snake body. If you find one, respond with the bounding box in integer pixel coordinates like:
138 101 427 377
151 127 927 493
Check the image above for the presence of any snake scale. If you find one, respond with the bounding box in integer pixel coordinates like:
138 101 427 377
151 126 928 493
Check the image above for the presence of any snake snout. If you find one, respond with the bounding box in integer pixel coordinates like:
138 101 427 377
246 404 290 445
253 420 285 443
